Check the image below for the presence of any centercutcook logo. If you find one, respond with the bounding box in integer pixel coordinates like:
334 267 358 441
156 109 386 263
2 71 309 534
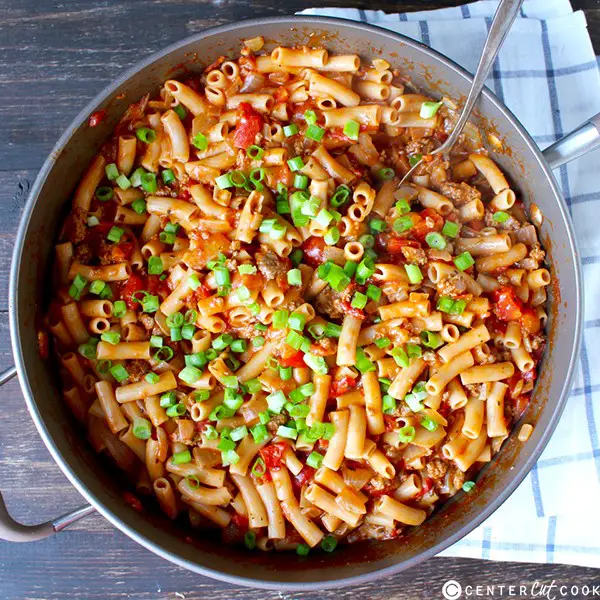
441 579 600 599
443 580 463 599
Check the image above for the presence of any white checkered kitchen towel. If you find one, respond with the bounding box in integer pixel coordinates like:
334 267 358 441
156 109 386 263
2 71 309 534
301 0 600 568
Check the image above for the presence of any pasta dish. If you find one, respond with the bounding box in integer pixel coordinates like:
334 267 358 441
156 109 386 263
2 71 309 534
44 40 550 555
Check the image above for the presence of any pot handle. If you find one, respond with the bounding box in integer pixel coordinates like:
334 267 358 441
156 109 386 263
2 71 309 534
542 112 600 169
0 493 96 542
0 366 96 541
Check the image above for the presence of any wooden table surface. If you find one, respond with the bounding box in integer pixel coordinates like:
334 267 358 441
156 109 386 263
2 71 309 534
1 1 599 598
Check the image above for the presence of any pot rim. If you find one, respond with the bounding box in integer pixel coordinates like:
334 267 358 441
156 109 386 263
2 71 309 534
9 15 583 591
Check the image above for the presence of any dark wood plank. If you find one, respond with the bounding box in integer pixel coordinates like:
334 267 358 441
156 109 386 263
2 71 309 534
0 1 598 598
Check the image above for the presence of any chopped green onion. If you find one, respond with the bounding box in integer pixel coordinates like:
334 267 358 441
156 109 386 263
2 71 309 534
283 123 298 137
324 322 342 338
359 234 375 249
277 425 298 440
315 208 334 228
343 120 359 141
382 394 396 414
129 167 145 188
272 310 289 330
236 285 251 302
147 255 163 275
214 266 230 287
394 215 414 233
115 174 131 190
215 173 233 189
267 390 287 414
192 132 208 151
306 452 324 469
110 364 129 383
153 346 174 361
391 346 409 368
351 292 368 310
113 300 127 318
179 366 203 384
101 331 121 345
172 450 192 464
394 199 410 216
398 425 416 443
87 215 100 227
330 184 351 208
141 172 157 193
462 480 476 492
166 313 185 328
355 347 376 374
375 337 391 349
421 417 438 432
303 353 328 375
279 366 293 381
105 163 119 181
437 296 455 313
304 110 317 125
296 543 310 556
287 156 304 172
293 174 308 189
306 124 325 142
425 232 447 250
145 372 160 384
230 339 247 353
493 211 510 223
96 186 113 202
287 268 302 286
454 251 475 271
133 417 152 440
324 226 340 246
107 226 125 243
450 299 467 315
321 535 337 553
89 280 106 295
366 284 381 302
252 336 265 348
378 167 395 180
143 294 159 313
408 154 422 167
419 101 443 119
404 264 423 284
136 127 156 143
246 145 264 159
406 343 422 358
131 198 146 214
193 389 210 402
420 330 443 349
230 425 248 442
442 220 459 238
288 312 306 332
161 168 176 185
370 219 387 233
251 423 269 444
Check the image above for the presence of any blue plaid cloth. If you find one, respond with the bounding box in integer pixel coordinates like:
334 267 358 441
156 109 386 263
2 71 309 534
301 0 600 567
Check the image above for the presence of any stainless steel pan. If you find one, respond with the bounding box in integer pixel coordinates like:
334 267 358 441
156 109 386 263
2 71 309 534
0 16 595 590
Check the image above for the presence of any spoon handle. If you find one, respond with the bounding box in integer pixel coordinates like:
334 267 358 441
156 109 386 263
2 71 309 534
441 0 523 152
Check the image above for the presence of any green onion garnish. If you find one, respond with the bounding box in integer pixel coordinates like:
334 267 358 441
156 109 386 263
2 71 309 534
215 173 233 189
420 330 443 349
343 120 359 141
394 215 413 233
419 101 443 119
287 156 304 172
172 450 192 464
306 124 325 142
246 145 264 160
404 264 423 284
378 167 395 180
136 127 157 143
304 110 317 125
493 211 510 223
442 220 459 238
287 269 302 286
321 535 338 553
425 232 446 250
96 186 113 202
133 417 152 439
398 425 416 443
110 364 129 382
105 163 119 181
115 174 131 190
283 123 298 137
192 132 208 151
462 481 476 492
454 251 475 271
107 226 124 243
408 154 422 167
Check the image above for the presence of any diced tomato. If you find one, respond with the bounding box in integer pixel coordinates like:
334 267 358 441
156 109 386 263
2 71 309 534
122 492 144 512
274 87 290 103
520 307 541 335
37 330 49 360
379 234 421 256
279 350 306 368
485 312 507 336
259 442 288 470
411 208 444 241
301 236 326 267
111 241 134 263
187 282 212 304
415 477 434 500
146 274 170 299
88 109 107 127
339 297 366 320
120 274 146 310
491 286 523 322
513 394 530 420
233 102 263 149
384 415 397 432
231 513 249 530
327 127 353 144
329 375 358 398
292 466 315 493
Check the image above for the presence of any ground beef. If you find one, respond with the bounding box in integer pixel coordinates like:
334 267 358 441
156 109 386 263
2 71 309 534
266 413 287 435
346 524 399 543
383 443 405 463
484 210 520 230
425 458 448 480
405 138 435 156
310 337 337 356
439 182 482 207
74 243 93 265
530 243 545 263
511 224 538 246
450 466 465 491
66 207 88 244
255 249 289 281
126 360 150 383
437 272 467 298
138 313 155 333
401 245 427 265
382 282 409 304
314 286 344 320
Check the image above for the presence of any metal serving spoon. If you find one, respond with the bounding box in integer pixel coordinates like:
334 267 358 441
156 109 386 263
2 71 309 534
399 0 524 185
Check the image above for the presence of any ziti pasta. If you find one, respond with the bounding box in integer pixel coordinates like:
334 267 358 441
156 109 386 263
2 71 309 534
44 41 548 554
